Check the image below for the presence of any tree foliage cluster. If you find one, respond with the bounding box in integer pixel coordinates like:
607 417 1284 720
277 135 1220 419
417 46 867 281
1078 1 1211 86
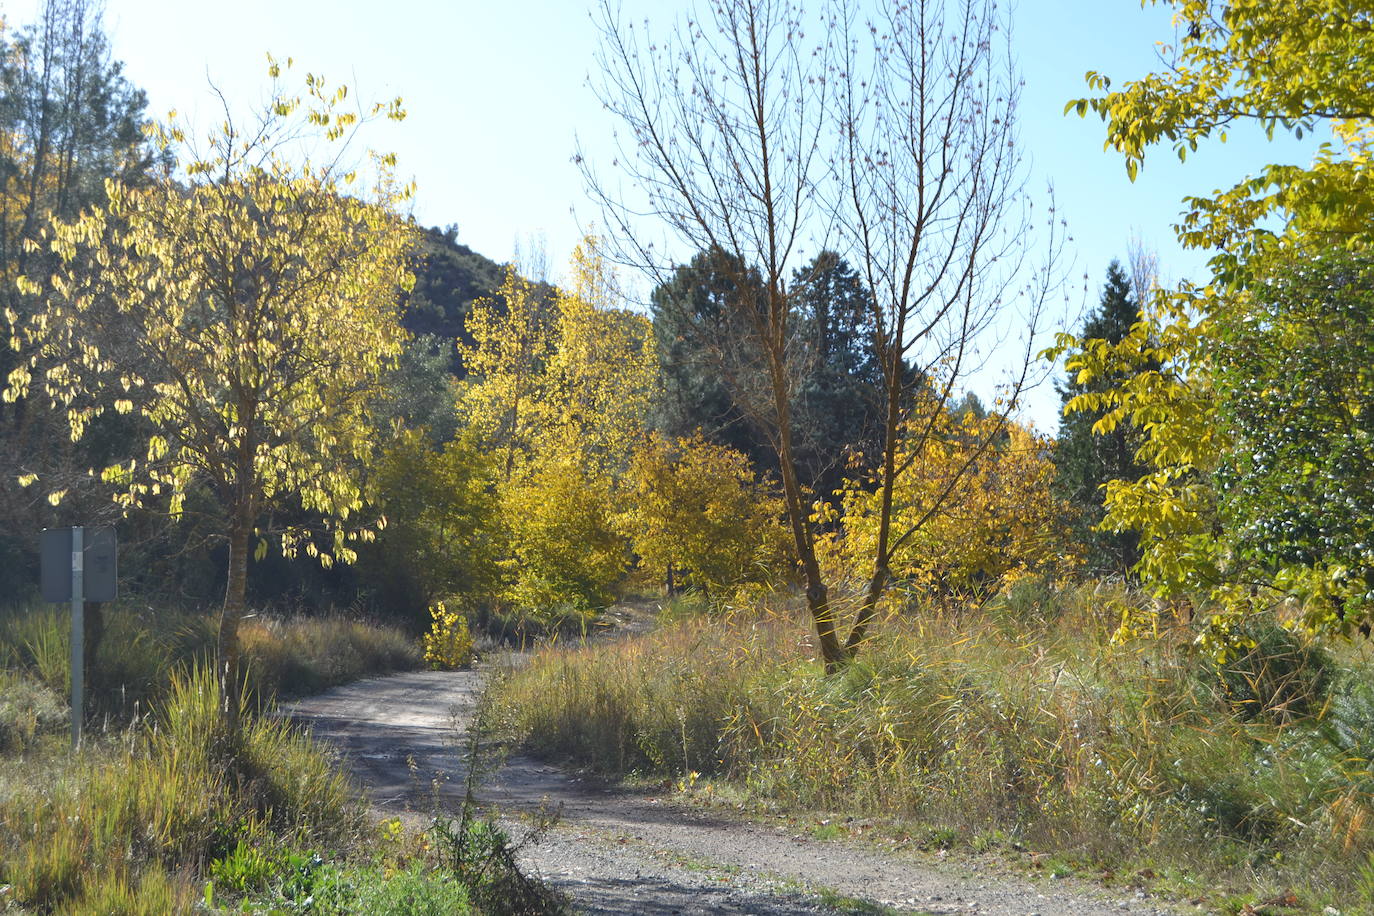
1053 0 1374 644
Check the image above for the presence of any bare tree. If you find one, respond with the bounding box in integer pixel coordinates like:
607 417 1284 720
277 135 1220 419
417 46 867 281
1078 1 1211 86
1127 231 1161 312
584 0 1065 671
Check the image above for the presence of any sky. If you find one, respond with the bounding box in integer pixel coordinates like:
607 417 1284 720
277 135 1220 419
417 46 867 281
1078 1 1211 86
4 0 1320 430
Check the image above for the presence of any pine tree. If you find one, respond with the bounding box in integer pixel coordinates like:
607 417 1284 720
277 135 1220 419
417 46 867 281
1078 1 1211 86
1053 260 1148 576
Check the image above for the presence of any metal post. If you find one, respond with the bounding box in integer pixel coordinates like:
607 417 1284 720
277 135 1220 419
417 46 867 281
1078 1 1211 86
70 525 83 750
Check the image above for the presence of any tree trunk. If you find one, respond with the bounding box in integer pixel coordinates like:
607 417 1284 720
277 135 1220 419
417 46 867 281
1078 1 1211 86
219 503 251 734
766 334 846 673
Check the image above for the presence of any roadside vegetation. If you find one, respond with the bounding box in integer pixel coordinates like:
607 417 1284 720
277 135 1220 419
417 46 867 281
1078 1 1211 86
0 602 420 750
0 665 562 914
495 587 1374 912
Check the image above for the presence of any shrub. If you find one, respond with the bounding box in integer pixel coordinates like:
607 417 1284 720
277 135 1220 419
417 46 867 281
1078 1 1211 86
423 601 474 670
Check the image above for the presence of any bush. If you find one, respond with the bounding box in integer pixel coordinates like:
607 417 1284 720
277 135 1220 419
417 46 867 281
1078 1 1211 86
423 601 474 670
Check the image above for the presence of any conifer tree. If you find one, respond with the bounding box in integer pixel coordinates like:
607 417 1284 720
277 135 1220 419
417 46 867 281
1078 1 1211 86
1053 260 1148 576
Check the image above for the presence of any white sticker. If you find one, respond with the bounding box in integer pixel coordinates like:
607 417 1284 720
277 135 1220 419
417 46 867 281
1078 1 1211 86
71 551 83 572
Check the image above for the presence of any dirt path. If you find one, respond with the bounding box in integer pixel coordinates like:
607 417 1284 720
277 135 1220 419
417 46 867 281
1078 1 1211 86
287 663 1187 915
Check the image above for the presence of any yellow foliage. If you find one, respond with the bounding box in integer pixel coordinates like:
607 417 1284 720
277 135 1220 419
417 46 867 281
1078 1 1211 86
834 410 1078 599
1046 284 1226 601
458 236 651 612
3 62 416 569
422 602 473 670
619 432 788 591
500 452 628 612
458 235 654 481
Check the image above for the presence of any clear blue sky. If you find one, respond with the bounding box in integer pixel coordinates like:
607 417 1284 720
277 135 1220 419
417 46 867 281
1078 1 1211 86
7 0 1318 429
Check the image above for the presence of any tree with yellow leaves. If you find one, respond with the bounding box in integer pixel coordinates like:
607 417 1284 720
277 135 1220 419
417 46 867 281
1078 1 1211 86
619 432 787 594
831 406 1078 603
3 59 416 724
459 236 654 613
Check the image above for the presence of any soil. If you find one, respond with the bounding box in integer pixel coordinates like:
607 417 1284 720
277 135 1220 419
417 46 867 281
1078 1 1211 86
286 629 1189 916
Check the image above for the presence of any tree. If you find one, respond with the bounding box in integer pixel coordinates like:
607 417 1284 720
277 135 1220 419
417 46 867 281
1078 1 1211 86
619 432 787 593
1071 0 1374 282
4 61 416 724
649 247 774 473
585 0 1063 670
1214 246 1374 637
789 250 884 496
832 408 1078 601
1052 261 1149 576
649 247 885 495
458 264 558 480
1060 0 1374 643
361 428 503 623
459 237 654 613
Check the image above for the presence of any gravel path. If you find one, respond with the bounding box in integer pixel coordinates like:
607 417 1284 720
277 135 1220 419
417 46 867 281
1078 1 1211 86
286 665 1188 916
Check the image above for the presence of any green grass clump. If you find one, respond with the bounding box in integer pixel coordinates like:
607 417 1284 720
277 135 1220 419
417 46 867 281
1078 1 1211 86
494 583 1374 907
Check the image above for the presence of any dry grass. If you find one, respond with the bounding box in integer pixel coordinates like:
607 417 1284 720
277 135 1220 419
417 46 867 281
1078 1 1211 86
495 581 1374 909
0 666 363 913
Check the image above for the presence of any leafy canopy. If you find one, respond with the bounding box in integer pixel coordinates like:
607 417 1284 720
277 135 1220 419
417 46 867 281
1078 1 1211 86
1072 0 1374 277
4 57 416 570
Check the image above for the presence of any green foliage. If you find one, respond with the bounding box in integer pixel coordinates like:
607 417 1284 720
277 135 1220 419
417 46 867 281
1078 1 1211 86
649 248 773 473
0 665 361 913
375 334 464 442
1214 247 1374 636
1062 0 1374 649
1071 0 1374 281
362 427 504 622
1045 282 1228 617
649 248 886 493
789 251 886 493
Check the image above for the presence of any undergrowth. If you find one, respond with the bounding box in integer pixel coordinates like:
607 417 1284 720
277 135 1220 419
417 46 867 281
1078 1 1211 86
0 664 563 914
494 581 1374 911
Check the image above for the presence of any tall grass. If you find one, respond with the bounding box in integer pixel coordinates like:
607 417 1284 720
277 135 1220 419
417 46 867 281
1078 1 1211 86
0 665 362 913
494 582 1374 905
0 602 421 744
